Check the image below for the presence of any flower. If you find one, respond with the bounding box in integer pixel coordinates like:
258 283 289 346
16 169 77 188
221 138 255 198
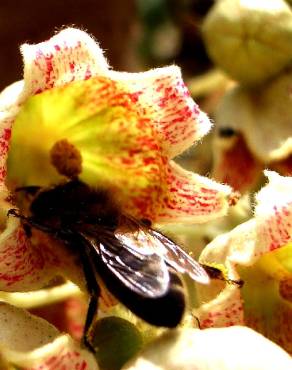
0 28 235 369
201 0 292 193
212 70 292 192
194 171 292 354
0 301 98 370
122 326 292 370
0 28 232 293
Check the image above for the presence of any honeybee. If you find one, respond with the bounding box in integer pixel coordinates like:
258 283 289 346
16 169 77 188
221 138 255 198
9 180 209 351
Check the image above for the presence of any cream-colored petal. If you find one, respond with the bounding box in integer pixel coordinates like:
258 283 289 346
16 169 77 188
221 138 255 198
108 66 212 158
0 302 98 369
21 28 109 97
155 160 232 224
0 302 59 352
0 216 55 291
215 70 292 163
195 221 253 327
123 327 292 370
255 171 292 252
16 28 211 161
0 282 81 309
195 172 292 353
6 335 98 370
0 207 84 292
0 81 24 112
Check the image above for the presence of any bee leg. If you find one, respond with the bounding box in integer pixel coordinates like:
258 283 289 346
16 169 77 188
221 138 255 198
79 249 100 353
192 314 201 329
8 210 66 240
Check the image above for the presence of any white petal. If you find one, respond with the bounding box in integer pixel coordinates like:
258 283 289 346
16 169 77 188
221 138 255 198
0 302 98 369
21 28 109 97
123 327 292 370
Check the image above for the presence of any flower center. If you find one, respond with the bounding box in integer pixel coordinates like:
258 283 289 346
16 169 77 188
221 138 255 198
6 76 163 221
50 139 82 179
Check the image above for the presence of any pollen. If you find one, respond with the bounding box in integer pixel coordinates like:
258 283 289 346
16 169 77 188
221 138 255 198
50 139 82 178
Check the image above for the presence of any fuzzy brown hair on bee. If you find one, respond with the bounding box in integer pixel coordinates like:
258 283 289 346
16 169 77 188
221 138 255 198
9 180 210 352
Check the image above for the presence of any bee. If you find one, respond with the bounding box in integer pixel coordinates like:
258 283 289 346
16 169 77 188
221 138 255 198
8 180 209 351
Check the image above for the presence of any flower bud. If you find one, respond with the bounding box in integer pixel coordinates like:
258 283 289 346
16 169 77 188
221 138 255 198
203 0 292 85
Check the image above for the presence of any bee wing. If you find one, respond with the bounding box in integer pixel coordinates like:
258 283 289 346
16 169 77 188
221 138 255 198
121 228 209 284
81 230 185 328
149 230 210 284
81 231 170 298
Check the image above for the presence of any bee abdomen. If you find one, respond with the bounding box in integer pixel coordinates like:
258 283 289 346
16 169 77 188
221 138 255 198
139 270 185 328
96 258 185 328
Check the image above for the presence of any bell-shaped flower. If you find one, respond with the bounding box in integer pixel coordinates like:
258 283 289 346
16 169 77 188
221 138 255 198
195 171 292 354
0 28 232 294
212 68 292 193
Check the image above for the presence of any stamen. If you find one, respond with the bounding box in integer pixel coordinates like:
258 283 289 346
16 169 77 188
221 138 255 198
50 139 82 178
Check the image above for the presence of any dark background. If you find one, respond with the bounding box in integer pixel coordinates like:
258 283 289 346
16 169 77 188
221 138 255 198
0 0 139 89
0 0 214 90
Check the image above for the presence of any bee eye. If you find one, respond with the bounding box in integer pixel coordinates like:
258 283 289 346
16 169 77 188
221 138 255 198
217 127 237 138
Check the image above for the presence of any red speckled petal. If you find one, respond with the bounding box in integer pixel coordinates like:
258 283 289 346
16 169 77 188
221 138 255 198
0 82 27 183
195 223 249 328
195 173 292 353
197 286 244 328
19 28 211 160
154 160 232 224
21 28 109 96
255 171 292 253
109 66 212 159
23 337 98 370
0 217 51 291
0 214 84 292
0 114 12 183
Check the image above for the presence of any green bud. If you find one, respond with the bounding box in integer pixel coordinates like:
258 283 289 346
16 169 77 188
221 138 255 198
92 317 143 370
203 0 292 85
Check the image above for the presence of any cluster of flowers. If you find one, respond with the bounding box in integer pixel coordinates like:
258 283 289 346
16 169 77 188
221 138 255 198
0 28 290 369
